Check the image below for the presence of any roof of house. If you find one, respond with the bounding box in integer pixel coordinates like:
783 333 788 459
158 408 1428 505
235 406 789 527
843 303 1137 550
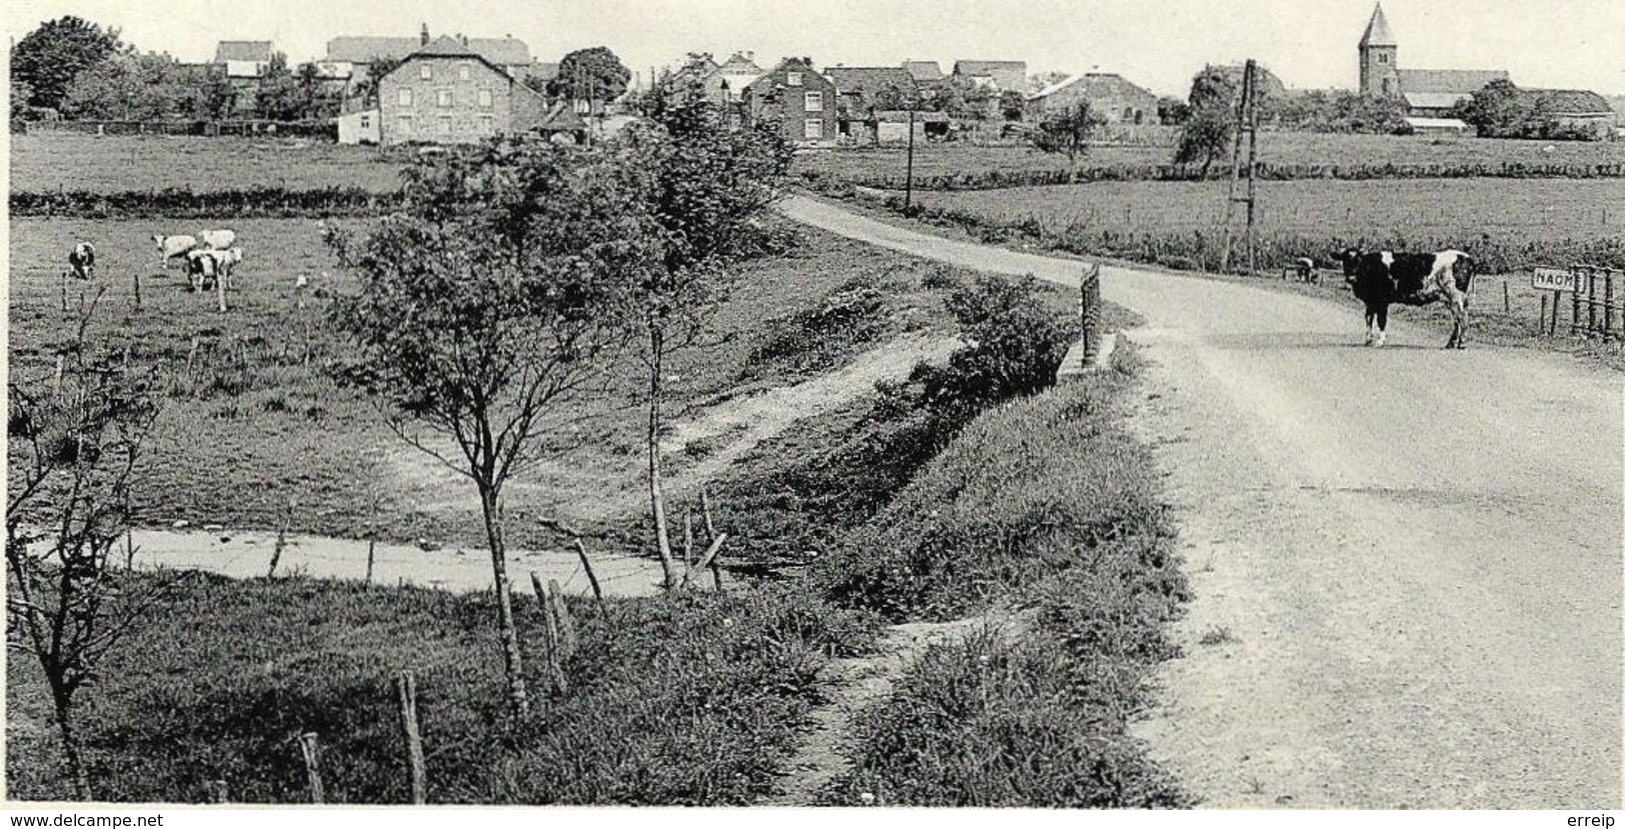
825 67 917 96
1359 4 1397 48
531 62 561 82
214 41 273 63
327 34 532 65
1028 73 1156 102
903 61 943 83
1531 88 1613 115
1403 91 1472 110
953 60 1027 76
1398 69 1508 94
717 52 762 73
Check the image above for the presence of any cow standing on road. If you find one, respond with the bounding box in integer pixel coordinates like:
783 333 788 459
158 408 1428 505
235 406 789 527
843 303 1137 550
1336 248 1476 349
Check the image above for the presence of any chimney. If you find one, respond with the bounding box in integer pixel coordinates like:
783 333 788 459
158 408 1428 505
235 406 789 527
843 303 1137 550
460 34 468 46
420 23 429 45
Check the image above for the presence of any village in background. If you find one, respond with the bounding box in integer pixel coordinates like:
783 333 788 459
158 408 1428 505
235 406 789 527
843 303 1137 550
10 4 1624 148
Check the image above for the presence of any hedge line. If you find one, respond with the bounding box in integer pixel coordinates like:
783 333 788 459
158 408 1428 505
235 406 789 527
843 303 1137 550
805 160 1625 193
11 187 402 219
885 197 1625 276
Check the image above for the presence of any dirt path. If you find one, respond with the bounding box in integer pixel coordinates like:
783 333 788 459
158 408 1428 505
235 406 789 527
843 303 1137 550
763 614 1020 806
780 194 1622 808
385 332 958 524
116 527 668 596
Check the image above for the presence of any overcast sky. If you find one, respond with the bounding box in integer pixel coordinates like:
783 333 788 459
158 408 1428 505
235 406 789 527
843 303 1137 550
8 0 1625 97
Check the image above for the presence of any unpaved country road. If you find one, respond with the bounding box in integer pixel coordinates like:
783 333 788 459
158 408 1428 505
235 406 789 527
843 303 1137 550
780 195 1622 808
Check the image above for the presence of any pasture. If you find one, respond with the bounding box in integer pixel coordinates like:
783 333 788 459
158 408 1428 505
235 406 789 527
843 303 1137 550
9 133 408 194
793 131 1625 188
7 216 967 549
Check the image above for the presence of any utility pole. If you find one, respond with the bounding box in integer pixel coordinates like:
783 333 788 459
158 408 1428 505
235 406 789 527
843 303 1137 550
1220 59 1261 276
904 98 917 212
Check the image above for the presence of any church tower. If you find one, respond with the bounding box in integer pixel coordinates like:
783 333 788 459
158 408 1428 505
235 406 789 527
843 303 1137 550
1359 3 1400 98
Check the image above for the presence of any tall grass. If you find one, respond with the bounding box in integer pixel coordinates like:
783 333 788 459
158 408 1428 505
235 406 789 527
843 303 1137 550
819 370 1190 807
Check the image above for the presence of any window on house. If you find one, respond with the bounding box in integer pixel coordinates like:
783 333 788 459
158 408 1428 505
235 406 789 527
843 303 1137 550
1378 53 1389 64
397 89 413 107
359 115 370 128
397 114 413 133
786 72 803 87
459 62 471 80
478 114 494 133
439 116 453 134
804 91 823 112
419 63 432 80
478 89 493 108
804 118 823 139
438 90 453 107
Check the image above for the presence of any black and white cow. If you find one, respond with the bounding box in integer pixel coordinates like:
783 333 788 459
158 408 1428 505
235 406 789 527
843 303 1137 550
67 242 96 280
1335 248 1476 349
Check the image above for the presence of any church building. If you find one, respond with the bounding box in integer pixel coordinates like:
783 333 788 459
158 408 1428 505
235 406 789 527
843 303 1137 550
1358 4 1509 117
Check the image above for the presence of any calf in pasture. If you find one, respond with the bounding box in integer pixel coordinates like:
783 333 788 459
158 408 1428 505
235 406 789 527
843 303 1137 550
153 234 199 269
198 228 236 250
1335 248 1476 349
67 242 96 280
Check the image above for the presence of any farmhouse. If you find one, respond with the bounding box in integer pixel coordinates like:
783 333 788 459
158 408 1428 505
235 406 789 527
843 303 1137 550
375 36 547 145
1025 73 1158 125
327 24 547 90
1358 3 1510 116
705 53 765 104
952 60 1028 92
743 58 838 146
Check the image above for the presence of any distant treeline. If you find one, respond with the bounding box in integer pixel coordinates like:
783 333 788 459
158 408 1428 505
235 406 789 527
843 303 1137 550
11 186 400 219
805 161 1625 193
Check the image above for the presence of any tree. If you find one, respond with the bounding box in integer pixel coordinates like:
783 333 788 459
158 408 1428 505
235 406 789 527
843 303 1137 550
622 78 792 590
352 56 403 105
325 141 655 713
11 15 122 112
998 89 1026 121
8 294 165 799
1454 79 1547 139
1029 101 1105 170
1173 66 1237 176
549 46 631 103
61 50 188 121
1156 95 1189 126
255 52 308 121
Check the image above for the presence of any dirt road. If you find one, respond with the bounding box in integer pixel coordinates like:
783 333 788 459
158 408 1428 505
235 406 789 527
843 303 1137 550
780 195 1622 808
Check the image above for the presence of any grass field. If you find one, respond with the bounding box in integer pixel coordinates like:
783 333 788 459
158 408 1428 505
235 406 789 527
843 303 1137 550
7 216 970 550
9 133 408 194
793 132 1625 188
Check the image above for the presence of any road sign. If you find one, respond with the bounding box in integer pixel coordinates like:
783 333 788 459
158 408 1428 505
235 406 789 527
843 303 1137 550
1533 267 1578 292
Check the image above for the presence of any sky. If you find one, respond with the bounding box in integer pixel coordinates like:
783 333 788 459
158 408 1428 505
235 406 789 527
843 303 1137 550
8 0 1625 97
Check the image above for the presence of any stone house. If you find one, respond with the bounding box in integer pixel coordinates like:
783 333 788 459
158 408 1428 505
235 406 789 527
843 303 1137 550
743 58 838 145
1025 73 1158 125
327 24 544 94
376 36 547 145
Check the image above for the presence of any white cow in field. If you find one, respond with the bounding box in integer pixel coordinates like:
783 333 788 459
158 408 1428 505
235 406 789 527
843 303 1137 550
153 234 199 268
198 228 236 250
185 247 243 292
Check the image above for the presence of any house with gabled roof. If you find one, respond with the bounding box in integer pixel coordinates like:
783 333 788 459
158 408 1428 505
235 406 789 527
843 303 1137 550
952 60 1027 92
903 60 944 87
743 57 838 145
1025 72 1158 125
705 52 764 104
375 35 547 145
214 40 274 78
327 24 544 91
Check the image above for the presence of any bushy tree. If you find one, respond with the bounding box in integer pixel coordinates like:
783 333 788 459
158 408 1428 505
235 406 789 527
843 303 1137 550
1156 95 1189 126
325 141 658 713
1030 101 1105 169
549 46 631 103
1454 80 1548 139
61 50 194 121
351 56 402 104
1173 66 1236 175
621 77 792 589
12 15 122 112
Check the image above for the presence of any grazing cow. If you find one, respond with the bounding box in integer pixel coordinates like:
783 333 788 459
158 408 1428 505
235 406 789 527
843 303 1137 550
185 248 239 292
67 242 96 280
153 234 199 268
1335 248 1476 349
198 228 236 250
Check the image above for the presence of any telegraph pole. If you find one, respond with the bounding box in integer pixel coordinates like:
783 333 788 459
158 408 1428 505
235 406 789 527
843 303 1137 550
904 99 917 212
1220 59 1261 276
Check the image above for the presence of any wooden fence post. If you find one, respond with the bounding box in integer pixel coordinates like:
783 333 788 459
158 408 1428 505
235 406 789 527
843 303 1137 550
216 269 228 313
297 732 324 804
682 513 695 586
395 671 427 805
1552 290 1563 337
1502 280 1510 314
572 539 604 608
1080 263 1102 367
1570 275 1582 337
365 538 377 584
529 572 568 694
1539 294 1549 337
60 271 68 312
132 272 142 310
547 579 577 656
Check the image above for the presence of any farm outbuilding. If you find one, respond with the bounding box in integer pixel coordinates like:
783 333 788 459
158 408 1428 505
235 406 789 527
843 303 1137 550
1025 73 1158 125
1403 116 1469 136
336 107 381 144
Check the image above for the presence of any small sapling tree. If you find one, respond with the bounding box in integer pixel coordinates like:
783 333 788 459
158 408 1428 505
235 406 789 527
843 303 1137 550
1030 101 1106 174
325 141 656 713
7 292 164 799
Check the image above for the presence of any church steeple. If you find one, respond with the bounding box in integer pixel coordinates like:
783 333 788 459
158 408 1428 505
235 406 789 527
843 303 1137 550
1359 4 1400 98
